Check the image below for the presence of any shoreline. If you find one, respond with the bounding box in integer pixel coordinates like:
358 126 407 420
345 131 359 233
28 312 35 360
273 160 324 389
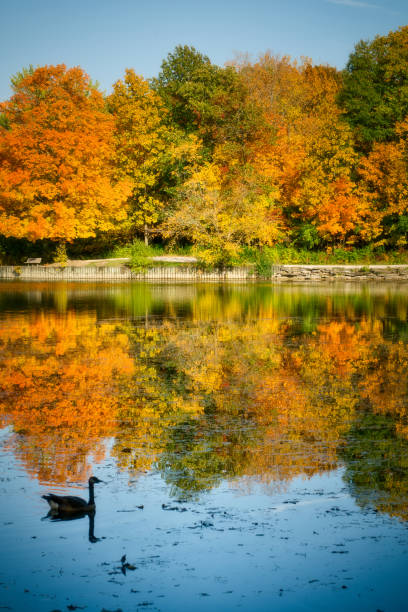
2 264 408 282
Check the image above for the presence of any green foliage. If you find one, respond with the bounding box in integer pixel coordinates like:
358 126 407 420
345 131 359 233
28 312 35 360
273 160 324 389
238 244 408 265
397 215 408 234
391 215 408 246
294 223 321 250
111 239 160 259
152 45 268 156
10 64 36 90
111 239 157 272
151 45 213 134
0 113 10 130
253 249 273 278
374 213 408 249
129 253 152 273
339 26 408 149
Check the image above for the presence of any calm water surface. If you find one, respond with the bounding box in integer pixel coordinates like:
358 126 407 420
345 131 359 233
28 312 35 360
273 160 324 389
1 281 408 611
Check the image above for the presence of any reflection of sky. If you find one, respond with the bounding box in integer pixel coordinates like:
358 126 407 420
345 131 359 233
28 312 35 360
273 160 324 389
1 440 408 611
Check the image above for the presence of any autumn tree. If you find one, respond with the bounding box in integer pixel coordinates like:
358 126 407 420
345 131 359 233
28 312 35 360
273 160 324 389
108 69 172 245
292 67 367 246
0 64 130 253
163 158 283 266
238 55 366 246
358 117 408 246
155 47 278 259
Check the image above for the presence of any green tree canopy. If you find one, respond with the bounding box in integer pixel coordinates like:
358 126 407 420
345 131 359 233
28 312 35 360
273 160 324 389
339 26 408 150
152 45 269 158
151 45 216 134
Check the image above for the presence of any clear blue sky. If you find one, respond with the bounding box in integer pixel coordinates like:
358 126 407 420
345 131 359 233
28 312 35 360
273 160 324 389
0 0 407 101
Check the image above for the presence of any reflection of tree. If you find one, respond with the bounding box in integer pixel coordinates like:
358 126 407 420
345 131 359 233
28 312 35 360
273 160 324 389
157 414 262 498
151 315 408 510
153 318 361 495
1 286 408 522
0 311 135 484
110 325 205 475
340 411 408 521
356 333 408 438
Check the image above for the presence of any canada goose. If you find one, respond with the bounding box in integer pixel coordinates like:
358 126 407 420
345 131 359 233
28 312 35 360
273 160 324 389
42 476 103 513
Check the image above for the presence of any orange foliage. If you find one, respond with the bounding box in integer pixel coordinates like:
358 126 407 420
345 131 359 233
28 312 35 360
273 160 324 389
0 65 131 242
358 117 408 245
0 311 135 484
1 50 407 248
313 176 370 243
236 55 368 244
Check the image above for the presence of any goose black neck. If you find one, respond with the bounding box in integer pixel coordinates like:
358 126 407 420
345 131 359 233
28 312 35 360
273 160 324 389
88 481 95 505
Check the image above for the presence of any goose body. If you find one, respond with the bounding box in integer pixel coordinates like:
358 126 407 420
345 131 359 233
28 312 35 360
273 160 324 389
42 476 103 513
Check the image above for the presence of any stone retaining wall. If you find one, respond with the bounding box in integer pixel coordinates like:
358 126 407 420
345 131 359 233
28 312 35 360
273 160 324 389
1 264 408 282
272 264 408 281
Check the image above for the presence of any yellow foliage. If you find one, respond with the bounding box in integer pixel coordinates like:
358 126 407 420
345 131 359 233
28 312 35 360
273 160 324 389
108 69 169 236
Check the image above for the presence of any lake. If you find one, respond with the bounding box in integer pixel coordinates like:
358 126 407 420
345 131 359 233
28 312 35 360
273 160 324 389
0 280 407 611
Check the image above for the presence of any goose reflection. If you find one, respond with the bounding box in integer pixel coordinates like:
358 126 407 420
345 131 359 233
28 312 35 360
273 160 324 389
42 476 104 543
44 508 100 543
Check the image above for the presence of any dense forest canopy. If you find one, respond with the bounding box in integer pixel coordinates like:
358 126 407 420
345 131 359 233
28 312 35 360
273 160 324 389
0 27 407 263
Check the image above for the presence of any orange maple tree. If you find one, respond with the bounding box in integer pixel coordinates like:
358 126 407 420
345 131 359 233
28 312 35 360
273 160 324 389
0 64 131 243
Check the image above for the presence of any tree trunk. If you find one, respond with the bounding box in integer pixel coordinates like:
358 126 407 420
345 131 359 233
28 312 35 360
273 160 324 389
144 224 149 246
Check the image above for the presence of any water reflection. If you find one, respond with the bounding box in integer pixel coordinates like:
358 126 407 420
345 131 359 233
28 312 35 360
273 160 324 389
43 509 100 543
0 281 408 520
341 410 408 521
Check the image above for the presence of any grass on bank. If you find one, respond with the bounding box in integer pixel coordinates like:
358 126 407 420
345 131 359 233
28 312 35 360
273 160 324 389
3 237 408 271
107 241 195 272
236 246 408 276
107 241 159 272
105 241 408 275
239 245 408 266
